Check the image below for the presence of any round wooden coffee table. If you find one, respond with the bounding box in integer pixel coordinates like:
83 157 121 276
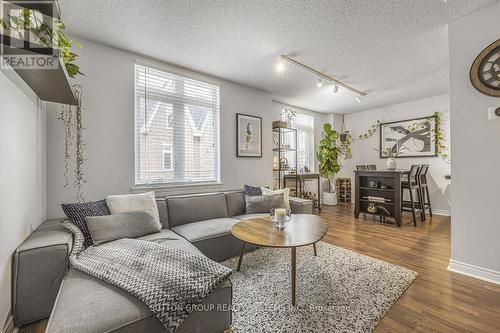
231 214 328 306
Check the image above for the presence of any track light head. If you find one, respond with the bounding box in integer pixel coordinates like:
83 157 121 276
317 78 323 88
355 96 362 103
333 84 339 93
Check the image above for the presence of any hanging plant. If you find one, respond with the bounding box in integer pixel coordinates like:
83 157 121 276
358 120 381 139
0 8 83 77
58 85 86 202
432 112 448 159
339 132 353 160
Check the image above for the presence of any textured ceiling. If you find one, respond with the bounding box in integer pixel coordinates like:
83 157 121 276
60 0 498 113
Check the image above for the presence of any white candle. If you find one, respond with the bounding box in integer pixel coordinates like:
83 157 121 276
275 208 287 223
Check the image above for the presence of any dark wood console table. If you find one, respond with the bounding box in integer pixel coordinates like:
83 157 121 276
354 170 409 227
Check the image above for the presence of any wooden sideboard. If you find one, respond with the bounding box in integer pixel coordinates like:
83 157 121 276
354 170 409 227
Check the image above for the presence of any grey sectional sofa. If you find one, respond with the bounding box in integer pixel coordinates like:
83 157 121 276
12 190 313 333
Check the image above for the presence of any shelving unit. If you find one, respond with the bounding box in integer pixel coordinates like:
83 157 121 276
0 0 77 105
273 127 298 191
336 177 352 204
354 170 405 226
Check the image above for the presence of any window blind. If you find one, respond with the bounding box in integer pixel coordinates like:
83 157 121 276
134 64 220 186
283 111 315 171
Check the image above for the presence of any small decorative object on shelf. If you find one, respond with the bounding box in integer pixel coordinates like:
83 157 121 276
336 178 352 204
270 208 291 229
369 180 378 188
367 203 377 213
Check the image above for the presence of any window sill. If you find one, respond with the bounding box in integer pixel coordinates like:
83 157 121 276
131 182 224 194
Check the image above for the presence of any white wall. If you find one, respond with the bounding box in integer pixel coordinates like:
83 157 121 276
46 38 274 219
448 3 500 283
340 94 452 214
0 69 46 325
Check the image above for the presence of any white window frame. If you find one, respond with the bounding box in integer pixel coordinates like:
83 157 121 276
134 61 221 187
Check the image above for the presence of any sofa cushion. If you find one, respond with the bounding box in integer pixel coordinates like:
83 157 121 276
171 218 240 243
225 191 246 217
46 268 232 333
136 229 203 256
233 213 269 220
167 193 228 227
106 192 161 227
245 194 284 214
61 199 110 248
86 212 161 245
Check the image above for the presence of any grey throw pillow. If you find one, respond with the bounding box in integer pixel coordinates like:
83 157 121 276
244 185 262 196
245 194 285 214
86 211 161 245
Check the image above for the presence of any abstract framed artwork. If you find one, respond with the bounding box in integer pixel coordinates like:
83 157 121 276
379 115 437 158
236 113 262 158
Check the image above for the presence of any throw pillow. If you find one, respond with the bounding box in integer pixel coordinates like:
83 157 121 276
245 194 285 214
244 185 262 196
86 211 161 245
61 199 110 248
261 187 290 209
106 191 161 228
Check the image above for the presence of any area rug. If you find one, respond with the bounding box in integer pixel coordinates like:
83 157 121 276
223 242 418 332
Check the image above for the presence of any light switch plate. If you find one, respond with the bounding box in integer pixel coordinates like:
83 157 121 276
488 106 500 120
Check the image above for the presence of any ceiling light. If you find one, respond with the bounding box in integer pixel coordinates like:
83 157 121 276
275 61 286 74
317 78 323 88
355 96 361 103
333 84 339 93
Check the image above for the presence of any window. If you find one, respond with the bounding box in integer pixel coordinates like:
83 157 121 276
283 111 315 171
162 144 172 171
135 64 220 186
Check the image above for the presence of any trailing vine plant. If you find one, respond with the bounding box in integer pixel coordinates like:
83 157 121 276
432 112 448 159
58 85 86 202
0 8 83 77
358 120 381 139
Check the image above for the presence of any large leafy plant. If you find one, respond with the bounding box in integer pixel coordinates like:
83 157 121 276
0 8 83 77
317 123 341 193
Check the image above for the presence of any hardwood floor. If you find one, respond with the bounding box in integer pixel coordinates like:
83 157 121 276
19 204 500 332
319 204 500 332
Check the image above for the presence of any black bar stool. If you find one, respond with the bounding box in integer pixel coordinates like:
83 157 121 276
367 164 377 170
356 165 367 171
401 165 424 226
418 164 432 220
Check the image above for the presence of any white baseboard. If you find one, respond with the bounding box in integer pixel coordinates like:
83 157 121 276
432 208 451 217
1 312 16 333
448 259 500 285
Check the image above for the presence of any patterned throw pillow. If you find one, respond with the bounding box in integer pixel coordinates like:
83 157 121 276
244 185 262 196
61 200 110 248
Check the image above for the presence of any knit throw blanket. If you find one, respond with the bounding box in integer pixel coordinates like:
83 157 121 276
63 221 232 332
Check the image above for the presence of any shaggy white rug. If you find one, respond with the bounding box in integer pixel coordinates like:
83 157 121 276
223 242 418 332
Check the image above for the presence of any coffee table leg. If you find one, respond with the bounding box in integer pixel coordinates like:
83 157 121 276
291 247 296 306
237 242 246 272
313 243 317 256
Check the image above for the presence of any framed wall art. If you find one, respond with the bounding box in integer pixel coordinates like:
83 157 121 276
380 115 437 158
236 113 262 158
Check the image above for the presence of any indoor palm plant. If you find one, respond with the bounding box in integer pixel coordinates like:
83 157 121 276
317 123 341 205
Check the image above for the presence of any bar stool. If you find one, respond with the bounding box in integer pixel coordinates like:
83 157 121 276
401 165 423 226
367 164 377 170
356 165 367 171
418 164 432 220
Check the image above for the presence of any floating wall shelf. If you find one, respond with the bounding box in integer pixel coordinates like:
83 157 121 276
0 0 77 105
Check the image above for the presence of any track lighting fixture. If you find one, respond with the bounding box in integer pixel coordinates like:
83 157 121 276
317 78 323 88
355 96 362 103
333 84 339 93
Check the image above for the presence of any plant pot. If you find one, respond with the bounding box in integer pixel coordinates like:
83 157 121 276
323 192 338 206
340 132 350 142
386 158 397 170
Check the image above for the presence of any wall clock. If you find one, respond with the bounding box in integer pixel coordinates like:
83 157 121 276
470 39 500 97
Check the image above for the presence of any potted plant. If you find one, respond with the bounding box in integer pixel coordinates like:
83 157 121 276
273 107 297 129
317 123 341 206
376 147 404 170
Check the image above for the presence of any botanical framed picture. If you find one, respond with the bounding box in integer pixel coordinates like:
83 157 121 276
236 113 262 158
379 115 437 158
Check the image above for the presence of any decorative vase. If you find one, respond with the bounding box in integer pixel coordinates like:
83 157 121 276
323 192 338 206
386 158 397 170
